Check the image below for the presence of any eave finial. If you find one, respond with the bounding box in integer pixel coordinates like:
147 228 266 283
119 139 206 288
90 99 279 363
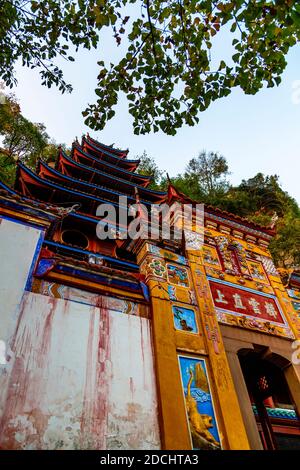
133 186 147 222
134 186 140 203
269 211 279 229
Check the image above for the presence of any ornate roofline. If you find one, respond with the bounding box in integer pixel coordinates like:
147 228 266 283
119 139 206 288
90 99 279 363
45 240 139 272
1 179 127 231
38 159 153 207
81 137 137 165
58 150 167 199
167 182 275 239
0 181 61 227
85 134 129 157
16 162 123 211
72 143 152 185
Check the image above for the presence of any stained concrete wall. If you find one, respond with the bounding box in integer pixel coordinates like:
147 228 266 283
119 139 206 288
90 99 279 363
0 292 160 449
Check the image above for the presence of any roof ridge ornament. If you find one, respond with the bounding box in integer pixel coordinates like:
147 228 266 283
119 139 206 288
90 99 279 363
269 211 279 229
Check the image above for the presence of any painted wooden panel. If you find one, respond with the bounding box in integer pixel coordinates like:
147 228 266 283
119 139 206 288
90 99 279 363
178 356 221 450
0 292 160 450
172 306 198 334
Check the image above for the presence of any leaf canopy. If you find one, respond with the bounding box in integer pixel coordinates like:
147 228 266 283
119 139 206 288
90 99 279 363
1 1 300 134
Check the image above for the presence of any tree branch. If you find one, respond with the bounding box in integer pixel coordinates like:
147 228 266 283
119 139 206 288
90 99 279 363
178 0 189 67
145 0 158 65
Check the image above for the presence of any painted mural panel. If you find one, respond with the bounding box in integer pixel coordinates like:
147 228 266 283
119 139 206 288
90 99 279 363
0 292 160 450
167 285 197 306
148 243 188 266
292 301 300 316
172 306 198 333
246 260 269 285
178 356 221 450
202 246 221 269
288 288 300 301
167 264 189 287
166 263 197 305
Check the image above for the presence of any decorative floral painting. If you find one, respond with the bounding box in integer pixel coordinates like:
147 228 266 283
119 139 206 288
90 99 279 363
172 306 198 333
167 264 189 287
288 288 300 301
178 356 221 450
247 260 269 284
292 301 300 318
203 246 221 269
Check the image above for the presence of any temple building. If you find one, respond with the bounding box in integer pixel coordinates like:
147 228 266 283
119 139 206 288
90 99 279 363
0 134 299 450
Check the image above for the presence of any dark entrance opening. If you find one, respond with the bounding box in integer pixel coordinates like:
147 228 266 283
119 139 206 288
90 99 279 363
61 229 89 249
238 348 300 450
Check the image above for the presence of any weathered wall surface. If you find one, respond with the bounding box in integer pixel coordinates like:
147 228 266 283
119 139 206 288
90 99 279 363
0 217 43 343
0 292 160 450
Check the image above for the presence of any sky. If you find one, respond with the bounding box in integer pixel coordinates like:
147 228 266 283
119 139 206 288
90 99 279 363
8 22 300 204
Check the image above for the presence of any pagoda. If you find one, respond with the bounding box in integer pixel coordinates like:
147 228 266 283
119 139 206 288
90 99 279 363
13 134 166 266
0 134 299 451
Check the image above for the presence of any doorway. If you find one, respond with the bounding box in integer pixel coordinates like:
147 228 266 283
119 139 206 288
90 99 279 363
238 348 300 450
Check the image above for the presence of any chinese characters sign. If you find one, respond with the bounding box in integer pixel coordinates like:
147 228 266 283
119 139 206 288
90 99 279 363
209 280 285 325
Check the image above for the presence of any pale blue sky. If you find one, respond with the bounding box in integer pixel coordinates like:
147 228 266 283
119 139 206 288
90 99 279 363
9 24 300 204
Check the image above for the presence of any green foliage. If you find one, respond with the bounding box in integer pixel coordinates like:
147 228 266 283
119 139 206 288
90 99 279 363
0 91 64 184
155 153 300 269
0 158 16 186
270 213 300 269
270 212 300 268
25 140 69 170
214 173 293 215
1 1 300 134
159 150 229 203
83 0 300 134
184 150 230 197
215 173 300 268
136 150 164 189
0 0 113 93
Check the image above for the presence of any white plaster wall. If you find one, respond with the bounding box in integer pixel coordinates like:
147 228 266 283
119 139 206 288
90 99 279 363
107 312 159 449
0 217 42 343
0 292 160 450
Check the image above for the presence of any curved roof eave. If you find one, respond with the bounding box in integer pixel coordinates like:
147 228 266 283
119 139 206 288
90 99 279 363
38 159 153 207
84 134 129 156
59 150 167 199
73 143 152 185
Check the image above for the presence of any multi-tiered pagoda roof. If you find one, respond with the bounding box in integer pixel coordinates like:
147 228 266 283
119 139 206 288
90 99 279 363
15 134 166 213
0 134 174 302
10 134 168 267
